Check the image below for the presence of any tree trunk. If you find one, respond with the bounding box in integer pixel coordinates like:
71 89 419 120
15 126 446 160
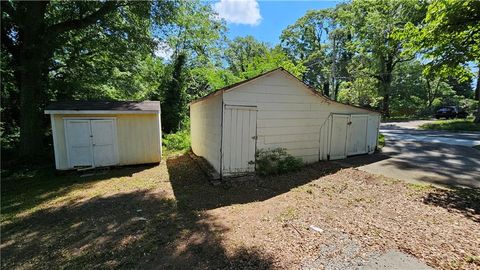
334 82 340 101
378 55 393 118
475 67 480 123
381 74 392 118
382 92 390 118
17 2 48 158
323 82 330 97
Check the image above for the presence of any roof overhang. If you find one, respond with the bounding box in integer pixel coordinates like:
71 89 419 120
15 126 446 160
45 110 160 115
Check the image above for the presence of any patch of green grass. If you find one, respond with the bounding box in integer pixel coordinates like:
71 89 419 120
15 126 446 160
277 206 298 222
382 116 431 122
407 183 435 192
473 145 480 150
465 255 480 264
378 133 385 148
419 119 480 132
162 129 191 156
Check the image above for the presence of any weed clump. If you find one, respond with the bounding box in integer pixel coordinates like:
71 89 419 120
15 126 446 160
253 148 303 176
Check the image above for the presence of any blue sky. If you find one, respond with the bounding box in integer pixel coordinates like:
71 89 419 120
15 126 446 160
212 0 341 45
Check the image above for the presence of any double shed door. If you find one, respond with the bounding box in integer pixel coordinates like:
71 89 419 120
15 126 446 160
222 105 257 176
65 119 118 168
330 114 377 160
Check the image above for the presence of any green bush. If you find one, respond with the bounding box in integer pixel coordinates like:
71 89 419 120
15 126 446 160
378 133 385 148
254 148 303 176
162 129 191 153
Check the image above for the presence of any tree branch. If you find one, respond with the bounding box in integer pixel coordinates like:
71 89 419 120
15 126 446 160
46 1 121 38
392 55 415 68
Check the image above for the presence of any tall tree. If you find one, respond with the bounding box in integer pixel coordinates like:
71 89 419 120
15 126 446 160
162 53 187 134
153 0 227 131
280 6 352 99
1 1 175 158
155 0 226 66
338 0 426 117
399 0 480 121
280 9 333 94
225 36 269 76
239 46 306 79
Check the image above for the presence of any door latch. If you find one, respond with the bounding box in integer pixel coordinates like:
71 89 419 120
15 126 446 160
251 136 257 140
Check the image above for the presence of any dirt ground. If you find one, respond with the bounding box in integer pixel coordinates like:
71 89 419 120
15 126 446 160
1 154 479 269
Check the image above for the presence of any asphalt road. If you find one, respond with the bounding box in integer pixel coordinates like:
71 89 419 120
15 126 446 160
340 120 480 188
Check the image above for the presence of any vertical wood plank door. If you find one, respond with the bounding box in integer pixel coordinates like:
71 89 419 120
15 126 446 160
329 114 349 160
91 120 118 167
65 120 93 167
222 105 257 176
347 115 368 156
367 115 379 153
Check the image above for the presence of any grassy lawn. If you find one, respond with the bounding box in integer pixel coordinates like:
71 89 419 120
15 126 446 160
419 119 480 132
1 155 479 269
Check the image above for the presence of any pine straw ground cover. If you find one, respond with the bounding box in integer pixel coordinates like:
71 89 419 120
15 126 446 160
1 154 479 269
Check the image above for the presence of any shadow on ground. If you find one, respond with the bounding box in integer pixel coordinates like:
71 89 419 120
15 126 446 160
166 154 342 211
339 140 480 189
1 154 344 269
422 187 480 223
1 165 155 220
382 141 480 188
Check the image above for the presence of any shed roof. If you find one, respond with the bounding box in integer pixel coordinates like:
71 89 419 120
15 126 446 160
189 68 380 114
45 101 160 114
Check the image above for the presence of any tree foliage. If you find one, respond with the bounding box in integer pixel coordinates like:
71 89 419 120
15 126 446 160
280 8 348 97
398 0 480 121
1 1 176 157
225 36 269 76
1 0 479 162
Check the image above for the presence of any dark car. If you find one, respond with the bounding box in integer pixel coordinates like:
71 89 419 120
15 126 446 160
435 106 468 119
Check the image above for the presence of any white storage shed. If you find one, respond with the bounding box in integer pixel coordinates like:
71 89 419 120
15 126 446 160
45 101 161 170
190 68 381 177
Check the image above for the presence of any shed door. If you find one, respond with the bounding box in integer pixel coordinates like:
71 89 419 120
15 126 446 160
367 115 379 153
65 120 93 167
347 115 368 156
65 119 118 168
330 114 349 160
91 120 118 167
222 105 257 176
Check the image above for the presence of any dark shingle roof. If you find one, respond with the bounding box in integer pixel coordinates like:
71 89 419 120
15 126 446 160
45 101 160 111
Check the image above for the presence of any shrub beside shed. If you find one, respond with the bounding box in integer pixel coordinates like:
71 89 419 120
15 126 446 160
45 101 161 170
190 68 381 177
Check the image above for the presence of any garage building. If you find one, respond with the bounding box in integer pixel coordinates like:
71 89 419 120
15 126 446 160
45 101 161 170
190 68 380 177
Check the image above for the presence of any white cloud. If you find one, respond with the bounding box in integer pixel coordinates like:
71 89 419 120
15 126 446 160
213 0 262 26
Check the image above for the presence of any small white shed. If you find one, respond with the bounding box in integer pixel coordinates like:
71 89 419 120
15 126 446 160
190 68 381 177
45 101 162 170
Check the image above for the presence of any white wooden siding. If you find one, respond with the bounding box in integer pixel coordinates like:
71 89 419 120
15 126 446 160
223 70 380 164
189 69 381 176
190 94 223 172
